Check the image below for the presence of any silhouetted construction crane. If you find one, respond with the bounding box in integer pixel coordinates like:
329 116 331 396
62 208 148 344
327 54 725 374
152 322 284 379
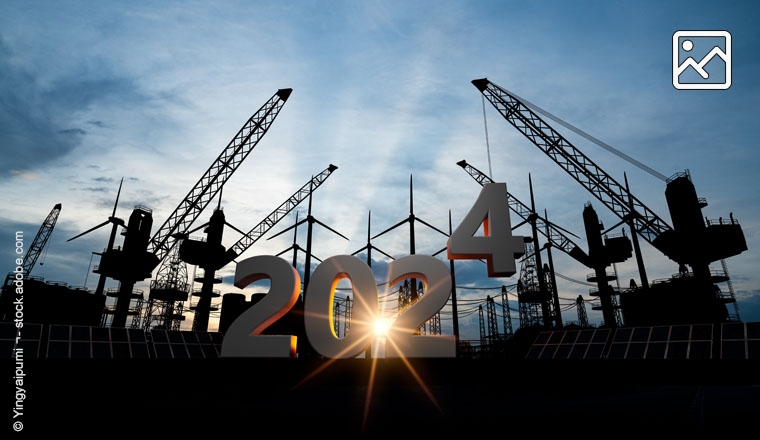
472 78 747 324
267 171 348 292
181 164 338 331
73 88 292 328
18 203 62 279
1 203 62 319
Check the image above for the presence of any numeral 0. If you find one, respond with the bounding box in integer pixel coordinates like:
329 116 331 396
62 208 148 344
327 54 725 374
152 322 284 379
304 255 378 359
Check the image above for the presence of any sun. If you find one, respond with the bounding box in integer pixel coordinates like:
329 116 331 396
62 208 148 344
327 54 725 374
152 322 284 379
374 318 393 338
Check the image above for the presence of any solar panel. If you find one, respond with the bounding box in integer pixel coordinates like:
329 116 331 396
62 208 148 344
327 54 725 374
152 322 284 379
576 330 594 343
626 343 646 359
49 324 70 341
92 342 111 359
667 341 688 359
0 321 16 339
569 343 588 359
748 341 760 360
128 329 149 359
608 343 627 359
646 342 666 359
747 322 760 339
71 326 91 341
0 322 17 359
47 341 69 358
608 325 715 360
70 341 91 359
539 344 558 359
585 343 605 359
526 329 613 360
591 329 610 343
150 330 219 359
720 322 760 360
42 325 149 359
171 343 189 358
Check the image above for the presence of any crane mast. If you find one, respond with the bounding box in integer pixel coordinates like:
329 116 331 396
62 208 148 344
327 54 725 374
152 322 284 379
148 88 293 271
21 203 62 277
106 88 292 328
471 78 675 259
179 164 339 332
222 164 338 265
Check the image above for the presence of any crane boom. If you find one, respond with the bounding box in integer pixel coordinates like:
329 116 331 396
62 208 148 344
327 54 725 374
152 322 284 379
147 88 292 268
21 203 62 277
456 160 591 267
221 164 338 265
472 78 674 256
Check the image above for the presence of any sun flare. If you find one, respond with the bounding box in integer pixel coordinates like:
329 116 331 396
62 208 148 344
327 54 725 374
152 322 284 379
374 318 393 338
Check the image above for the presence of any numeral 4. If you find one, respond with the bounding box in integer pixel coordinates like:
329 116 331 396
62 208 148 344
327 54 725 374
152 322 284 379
447 182 524 277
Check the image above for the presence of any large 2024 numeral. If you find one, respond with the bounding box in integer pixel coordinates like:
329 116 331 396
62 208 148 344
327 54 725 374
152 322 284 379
222 183 523 358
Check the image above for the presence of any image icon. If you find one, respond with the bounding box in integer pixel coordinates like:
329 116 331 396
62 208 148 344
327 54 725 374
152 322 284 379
673 30 731 90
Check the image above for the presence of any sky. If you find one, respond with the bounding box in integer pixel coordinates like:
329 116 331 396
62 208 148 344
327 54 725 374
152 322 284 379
1 0 759 339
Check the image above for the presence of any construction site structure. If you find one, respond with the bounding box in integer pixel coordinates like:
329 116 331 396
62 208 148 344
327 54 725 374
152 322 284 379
183 165 339 331
501 286 514 336
1 203 64 322
576 295 590 328
582 203 631 328
78 88 294 329
473 78 747 326
517 240 548 328
139 239 189 330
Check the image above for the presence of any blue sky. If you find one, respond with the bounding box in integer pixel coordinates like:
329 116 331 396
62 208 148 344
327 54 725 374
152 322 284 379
1 0 759 338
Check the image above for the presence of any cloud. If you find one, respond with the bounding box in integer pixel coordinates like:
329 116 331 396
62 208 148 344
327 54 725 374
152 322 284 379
0 35 147 178
58 128 87 136
8 170 39 180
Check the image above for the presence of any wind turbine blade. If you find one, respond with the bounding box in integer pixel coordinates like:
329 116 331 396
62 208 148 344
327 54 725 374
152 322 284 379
313 219 349 241
67 220 110 242
373 247 396 261
545 219 580 239
267 219 309 240
371 218 409 240
224 221 248 237
351 245 369 256
511 218 530 231
416 217 449 237
276 246 295 257
112 178 123 218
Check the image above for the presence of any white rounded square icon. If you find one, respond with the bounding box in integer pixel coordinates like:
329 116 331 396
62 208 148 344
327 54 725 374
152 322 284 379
673 30 731 90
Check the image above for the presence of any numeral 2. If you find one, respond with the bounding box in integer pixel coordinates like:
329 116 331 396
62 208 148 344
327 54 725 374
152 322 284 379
221 255 301 358
385 255 455 358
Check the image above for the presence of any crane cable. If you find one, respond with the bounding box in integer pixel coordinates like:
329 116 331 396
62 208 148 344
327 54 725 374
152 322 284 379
482 94 493 179
497 84 668 182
